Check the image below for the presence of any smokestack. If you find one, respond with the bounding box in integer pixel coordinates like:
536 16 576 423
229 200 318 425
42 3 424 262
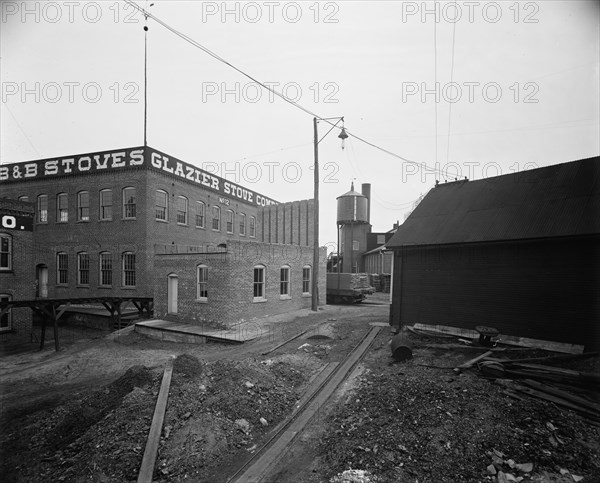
361 183 371 224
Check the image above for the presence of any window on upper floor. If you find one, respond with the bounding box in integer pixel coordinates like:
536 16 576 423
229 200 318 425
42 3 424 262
177 196 188 225
249 216 256 238
57 252 68 285
77 191 90 222
77 252 90 286
123 187 136 219
100 189 113 221
156 190 168 221
226 209 234 234
122 252 136 287
0 234 11 271
239 213 246 236
99 252 113 287
37 195 48 224
197 264 208 301
212 206 221 231
56 193 68 223
195 201 205 228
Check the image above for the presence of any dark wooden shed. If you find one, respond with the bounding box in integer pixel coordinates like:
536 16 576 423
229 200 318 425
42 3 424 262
388 157 600 350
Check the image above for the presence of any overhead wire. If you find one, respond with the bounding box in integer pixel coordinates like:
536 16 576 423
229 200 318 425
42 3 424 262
123 0 453 180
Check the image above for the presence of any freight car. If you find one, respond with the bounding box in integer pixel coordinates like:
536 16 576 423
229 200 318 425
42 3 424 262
326 273 375 304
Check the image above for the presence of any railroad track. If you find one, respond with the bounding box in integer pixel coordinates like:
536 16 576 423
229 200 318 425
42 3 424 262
227 325 382 483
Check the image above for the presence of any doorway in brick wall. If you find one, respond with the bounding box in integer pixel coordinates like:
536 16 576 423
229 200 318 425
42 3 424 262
167 274 178 315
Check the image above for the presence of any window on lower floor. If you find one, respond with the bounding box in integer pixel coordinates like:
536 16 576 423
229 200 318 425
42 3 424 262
197 265 208 301
280 265 290 297
0 294 11 331
122 252 136 287
99 252 112 286
302 265 311 294
77 252 90 285
57 252 68 285
253 265 266 301
0 234 11 271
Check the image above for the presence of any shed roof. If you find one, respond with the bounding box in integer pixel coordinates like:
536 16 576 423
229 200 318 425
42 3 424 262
387 156 600 248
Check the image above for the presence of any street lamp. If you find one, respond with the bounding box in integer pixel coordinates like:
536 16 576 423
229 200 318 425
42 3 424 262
312 116 348 311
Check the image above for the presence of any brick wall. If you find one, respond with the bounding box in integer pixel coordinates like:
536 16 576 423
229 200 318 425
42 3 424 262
153 239 326 328
0 199 35 339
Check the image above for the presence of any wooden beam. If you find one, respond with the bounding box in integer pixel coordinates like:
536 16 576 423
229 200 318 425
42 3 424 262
454 350 494 374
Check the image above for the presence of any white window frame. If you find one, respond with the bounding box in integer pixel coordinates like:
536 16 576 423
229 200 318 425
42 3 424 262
177 196 188 225
302 265 312 295
156 190 168 221
196 264 208 302
99 189 113 221
0 234 11 271
123 187 136 219
253 264 266 302
57 193 68 223
122 252 136 288
0 294 11 332
249 216 256 238
99 252 113 287
280 265 291 299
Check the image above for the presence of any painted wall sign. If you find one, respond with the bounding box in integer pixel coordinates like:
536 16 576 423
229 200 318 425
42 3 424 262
0 146 279 207
0 213 34 232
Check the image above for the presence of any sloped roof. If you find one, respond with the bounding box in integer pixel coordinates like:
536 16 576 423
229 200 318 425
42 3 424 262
388 156 600 248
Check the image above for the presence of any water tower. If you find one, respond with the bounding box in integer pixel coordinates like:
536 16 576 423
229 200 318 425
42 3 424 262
336 182 371 273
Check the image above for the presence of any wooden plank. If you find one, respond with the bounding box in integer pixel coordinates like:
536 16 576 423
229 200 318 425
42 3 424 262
454 350 493 374
137 357 174 483
520 379 600 413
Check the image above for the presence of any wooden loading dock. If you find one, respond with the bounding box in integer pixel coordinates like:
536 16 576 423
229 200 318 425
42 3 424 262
0 297 153 351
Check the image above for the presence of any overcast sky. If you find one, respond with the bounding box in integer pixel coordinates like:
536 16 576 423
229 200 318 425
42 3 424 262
1 0 599 248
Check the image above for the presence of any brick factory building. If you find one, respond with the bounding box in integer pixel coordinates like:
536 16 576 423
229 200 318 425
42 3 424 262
0 198 35 339
0 146 322 332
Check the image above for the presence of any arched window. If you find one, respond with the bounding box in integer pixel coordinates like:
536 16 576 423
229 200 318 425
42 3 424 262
99 252 113 286
177 196 188 225
122 187 136 219
197 264 208 301
56 252 68 285
77 252 90 286
195 201 205 228
37 195 48 224
0 233 11 271
239 213 246 236
280 265 291 299
156 190 168 221
122 252 136 287
249 216 256 238
302 265 312 295
226 209 234 234
212 206 221 231
77 191 90 221
56 193 68 223
253 264 266 302
99 189 113 220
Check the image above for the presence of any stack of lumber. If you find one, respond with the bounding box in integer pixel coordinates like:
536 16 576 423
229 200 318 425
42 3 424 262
477 353 600 423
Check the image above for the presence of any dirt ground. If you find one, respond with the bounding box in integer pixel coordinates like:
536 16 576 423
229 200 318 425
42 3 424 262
1 295 599 483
